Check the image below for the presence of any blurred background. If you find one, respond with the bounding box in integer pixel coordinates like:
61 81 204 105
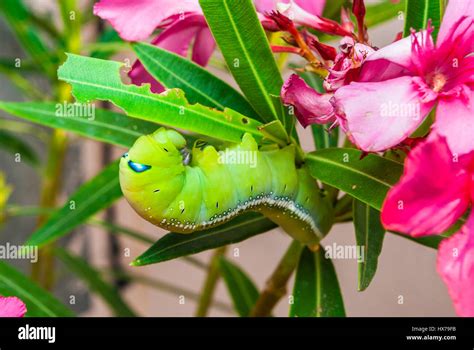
0 0 456 316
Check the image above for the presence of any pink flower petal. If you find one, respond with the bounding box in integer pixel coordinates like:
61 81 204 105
437 0 474 48
129 59 164 93
281 74 335 127
191 28 216 66
334 76 434 152
254 0 325 16
358 36 413 82
381 135 471 237
0 296 27 317
294 0 325 17
437 213 474 317
94 0 201 41
254 0 273 13
129 14 212 93
434 86 474 156
358 31 433 82
277 0 350 36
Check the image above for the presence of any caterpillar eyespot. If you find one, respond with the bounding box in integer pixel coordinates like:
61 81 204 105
127 160 151 173
119 128 333 244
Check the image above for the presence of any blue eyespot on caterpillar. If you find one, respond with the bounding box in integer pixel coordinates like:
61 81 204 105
119 128 333 244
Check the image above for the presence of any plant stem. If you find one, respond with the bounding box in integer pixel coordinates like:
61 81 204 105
31 128 68 290
31 0 82 290
195 246 227 317
250 240 303 317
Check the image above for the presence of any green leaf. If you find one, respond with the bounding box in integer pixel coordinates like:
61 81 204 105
0 261 74 317
391 231 444 249
0 0 56 76
0 130 39 165
55 248 136 317
27 160 122 247
132 212 276 266
58 54 263 143
258 120 289 146
290 246 345 317
312 126 339 150
0 101 158 148
305 148 403 210
200 0 288 129
365 0 406 28
390 215 461 249
353 199 386 291
323 0 350 20
218 257 259 317
133 42 258 119
403 0 442 40
90 26 124 60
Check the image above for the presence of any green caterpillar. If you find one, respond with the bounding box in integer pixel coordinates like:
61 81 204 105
119 128 333 244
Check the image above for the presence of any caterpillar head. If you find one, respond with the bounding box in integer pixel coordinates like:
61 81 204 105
119 128 187 194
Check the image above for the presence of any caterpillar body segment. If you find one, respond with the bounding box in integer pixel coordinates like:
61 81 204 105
119 128 333 244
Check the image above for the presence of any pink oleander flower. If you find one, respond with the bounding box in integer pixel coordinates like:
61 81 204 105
381 135 474 316
281 74 336 127
94 0 213 92
94 0 326 92
334 0 474 154
281 36 374 126
261 0 350 37
324 36 375 92
0 296 27 317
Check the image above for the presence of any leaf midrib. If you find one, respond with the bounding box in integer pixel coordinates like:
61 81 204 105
1 104 145 141
135 46 225 110
315 250 322 317
139 216 268 262
306 154 397 190
29 175 120 245
221 0 278 121
62 76 262 140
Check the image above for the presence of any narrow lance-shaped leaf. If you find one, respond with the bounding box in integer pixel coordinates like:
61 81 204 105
218 257 259 317
306 149 459 250
290 246 345 317
132 212 276 266
305 148 404 210
200 0 290 130
55 248 136 317
0 130 39 166
0 101 158 148
365 0 406 28
58 54 263 143
0 261 74 317
353 199 386 291
26 160 122 247
0 0 57 76
133 42 259 119
403 0 442 40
